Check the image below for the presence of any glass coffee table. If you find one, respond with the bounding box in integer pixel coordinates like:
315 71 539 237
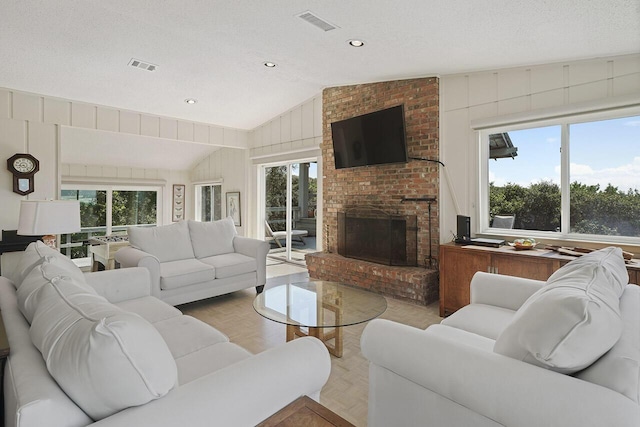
253 281 387 357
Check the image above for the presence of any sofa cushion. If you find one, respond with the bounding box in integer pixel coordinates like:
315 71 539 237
29 276 177 421
441 304 516 340
153 315 229 359
494 247 627 374
199 253 257 279
175 342 252 385
574 284 640 403
159 259 215 290
17 254 96 324
129 221 195 263
115 296 182 324
188 217 237 259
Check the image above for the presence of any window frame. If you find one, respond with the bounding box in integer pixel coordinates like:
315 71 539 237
194 182 223 222
478 105 640 245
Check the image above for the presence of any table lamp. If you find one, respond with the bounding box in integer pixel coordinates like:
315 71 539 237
17 200 81 249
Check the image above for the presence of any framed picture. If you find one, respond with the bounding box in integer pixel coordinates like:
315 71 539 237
226 191 241 226
172 184 185 222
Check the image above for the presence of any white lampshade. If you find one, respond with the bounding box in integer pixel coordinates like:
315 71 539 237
17 200 81 236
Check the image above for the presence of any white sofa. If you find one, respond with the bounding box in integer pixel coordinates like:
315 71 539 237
115 218 270 306
0 242 331 427
362 247 640 427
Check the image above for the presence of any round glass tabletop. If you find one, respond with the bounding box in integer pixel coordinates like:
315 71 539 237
253 280 387 328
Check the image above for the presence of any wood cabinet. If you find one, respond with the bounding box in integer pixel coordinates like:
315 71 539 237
439 243 640 317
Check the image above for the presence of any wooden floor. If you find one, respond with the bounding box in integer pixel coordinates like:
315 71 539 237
180 266 442 427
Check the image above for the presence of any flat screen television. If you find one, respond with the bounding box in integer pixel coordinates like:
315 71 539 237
331 104 408 169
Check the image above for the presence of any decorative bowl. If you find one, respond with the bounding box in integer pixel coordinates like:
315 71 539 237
509 238 538 250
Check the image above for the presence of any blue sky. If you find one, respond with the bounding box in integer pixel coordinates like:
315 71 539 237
489 115 640 192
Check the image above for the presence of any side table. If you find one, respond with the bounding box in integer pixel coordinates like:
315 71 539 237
257 396 355 427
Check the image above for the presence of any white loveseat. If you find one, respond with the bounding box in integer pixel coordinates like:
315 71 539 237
0 242 331 427
361 247 640 427
115 218 269 306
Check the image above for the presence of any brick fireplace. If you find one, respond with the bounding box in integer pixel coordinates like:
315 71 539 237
306 77 440 305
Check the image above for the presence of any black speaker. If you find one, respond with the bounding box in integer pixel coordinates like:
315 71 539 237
455 215 471 243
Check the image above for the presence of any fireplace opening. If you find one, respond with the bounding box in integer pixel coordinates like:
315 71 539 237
337 206 417 266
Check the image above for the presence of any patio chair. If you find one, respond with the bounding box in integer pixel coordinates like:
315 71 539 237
491 215 515 229
265 221 308 248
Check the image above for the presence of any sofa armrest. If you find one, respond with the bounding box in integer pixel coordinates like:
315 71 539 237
233 236 270 286
84 267 152 303
361 319 638 427
90 337 331 427
470 271 544 311
115 247 162 298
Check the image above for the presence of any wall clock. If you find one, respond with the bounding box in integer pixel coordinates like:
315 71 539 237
7 153 39 196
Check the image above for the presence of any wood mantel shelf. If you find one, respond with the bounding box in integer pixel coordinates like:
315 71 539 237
439 243 639 317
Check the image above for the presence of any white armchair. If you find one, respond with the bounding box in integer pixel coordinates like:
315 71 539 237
362 262 640 427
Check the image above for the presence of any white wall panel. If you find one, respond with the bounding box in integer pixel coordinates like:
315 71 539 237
281 112 291 142
313 96 322 137
69 164 86 176
568 61 609 86
102 166 117 177
131 168 145 179
71 103 95 129
614 74 640 97
530 66 565 94
569 81 608 104
302 101 314 139
209 126 224 145
177 121 194 142
97 107 119 132
0 89 10 119
498 96 529 116
43 98 71 126
117 167 132 179
194 123 209 143
140 115 160 137
270 118 281 144
468 73 497 106
119 111 140 134
0 118 27 231
442 74 468 111
27 122 57 201
86 165 103 177
13 92 40 122
531 88 564 110
497 69 530 100
159 118 178 140
290 106 302 141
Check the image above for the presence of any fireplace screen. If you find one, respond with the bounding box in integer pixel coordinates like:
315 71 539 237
337 208 417 266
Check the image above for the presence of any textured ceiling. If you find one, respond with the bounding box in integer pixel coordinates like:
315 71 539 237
2 0 639 130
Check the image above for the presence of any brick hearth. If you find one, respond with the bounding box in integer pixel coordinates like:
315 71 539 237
306 252 439 305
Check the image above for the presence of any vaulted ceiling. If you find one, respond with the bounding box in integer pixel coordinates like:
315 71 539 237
2 1 639 132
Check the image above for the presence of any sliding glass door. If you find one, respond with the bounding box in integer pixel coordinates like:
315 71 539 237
264 161 317 263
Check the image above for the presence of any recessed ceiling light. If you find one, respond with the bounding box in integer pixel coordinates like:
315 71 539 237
348 39 365 47
264 61 277 68
184 98 197 104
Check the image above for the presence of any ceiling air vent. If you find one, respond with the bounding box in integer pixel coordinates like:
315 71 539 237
297 11 339 32
128 58 157 72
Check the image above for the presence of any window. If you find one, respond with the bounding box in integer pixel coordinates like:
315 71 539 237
195 183 222 222
60 185 160 260
481 107 640 243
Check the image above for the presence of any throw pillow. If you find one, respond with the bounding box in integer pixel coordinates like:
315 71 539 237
188 217 237 259
18 253 94 324
128 221 195 263
29 276 177 420
494 247 627 373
